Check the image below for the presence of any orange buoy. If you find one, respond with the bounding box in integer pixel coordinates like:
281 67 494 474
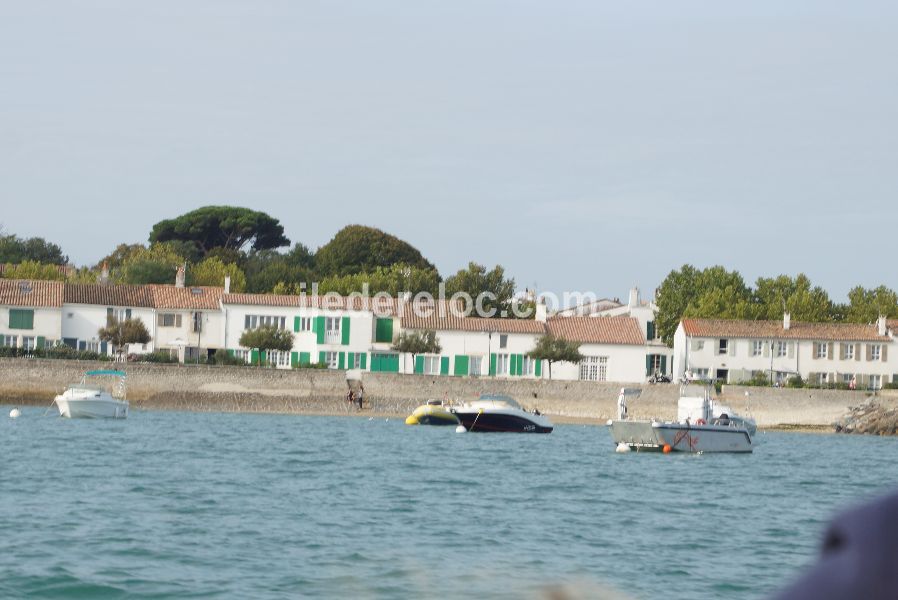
662 444 672 454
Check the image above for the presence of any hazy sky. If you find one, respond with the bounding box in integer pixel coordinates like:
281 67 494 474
1 0 896 302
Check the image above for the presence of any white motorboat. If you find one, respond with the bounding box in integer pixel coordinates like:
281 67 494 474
451 393 553 433
609 382 755 453
54 369 129 419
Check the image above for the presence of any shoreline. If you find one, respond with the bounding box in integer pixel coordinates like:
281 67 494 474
1 396 836 433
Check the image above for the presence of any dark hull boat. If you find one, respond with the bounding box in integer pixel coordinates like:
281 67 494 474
451 394 553 433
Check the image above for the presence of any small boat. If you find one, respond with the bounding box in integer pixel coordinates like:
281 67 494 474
405 399 459 425
609 382 755 453
451 393 553 433
54 369 129 419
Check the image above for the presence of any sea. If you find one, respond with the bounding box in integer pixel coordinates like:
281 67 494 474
1 407 896 600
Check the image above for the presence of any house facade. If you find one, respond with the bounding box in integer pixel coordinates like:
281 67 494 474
61 284 157 355
673 314 897 389
150 285 226 362
545 316 647 382
0 279 63 350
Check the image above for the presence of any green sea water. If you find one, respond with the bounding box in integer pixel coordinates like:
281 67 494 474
1 407 896 599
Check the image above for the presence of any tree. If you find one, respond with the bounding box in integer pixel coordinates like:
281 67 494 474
118 244 185 285
0 234 67 265
0 260 65 281
655 265 751 346
239 326 294 366
845 285 898 323
99 317 152 359
314 225 435 277
444 262 516 317
527 335 583 380
189 257 247 292
392 330 441 371
318 263 441 296
752 274 833 322
149 206 290 256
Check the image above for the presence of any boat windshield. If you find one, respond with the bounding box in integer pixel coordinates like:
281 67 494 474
679 382 713 400
477 394 522 409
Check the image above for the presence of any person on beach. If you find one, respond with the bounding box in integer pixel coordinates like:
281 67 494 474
356 384 364 410
346 389 354 405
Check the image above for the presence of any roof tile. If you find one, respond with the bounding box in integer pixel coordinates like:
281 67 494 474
0 279 64 308
546 316 645 345
681 318 891 342
63 284 155 308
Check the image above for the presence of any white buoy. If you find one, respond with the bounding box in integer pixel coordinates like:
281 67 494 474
615 442 631 453
605 419 613 426
9 408 21 419
455 425 467 433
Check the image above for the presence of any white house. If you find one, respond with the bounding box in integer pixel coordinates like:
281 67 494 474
673 314 897 389
61 284 157 355
0 279 63 350
545 316 647 382
150 285 225 362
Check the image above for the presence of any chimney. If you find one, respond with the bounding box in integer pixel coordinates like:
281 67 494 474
878 315 887 336
535 299 547 323
783 312 791 330
224 275 231 294
628 287 640 308
98 261 109 285
175 264 186 288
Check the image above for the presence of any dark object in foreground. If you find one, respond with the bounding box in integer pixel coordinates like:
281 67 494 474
772 490 898 599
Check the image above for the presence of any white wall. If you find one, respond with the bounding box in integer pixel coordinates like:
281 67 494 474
551 343 646 383
0 306 62 347
61 304 156 354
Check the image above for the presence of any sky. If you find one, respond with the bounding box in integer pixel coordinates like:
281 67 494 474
1 0 896 303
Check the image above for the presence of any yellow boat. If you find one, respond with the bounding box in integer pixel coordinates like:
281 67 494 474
405 399 459 426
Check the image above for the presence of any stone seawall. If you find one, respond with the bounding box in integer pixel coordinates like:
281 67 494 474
0 358 876 427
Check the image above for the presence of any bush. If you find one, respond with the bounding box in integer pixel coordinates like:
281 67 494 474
786 375 805 389
133 351 178 364
0 345 111 361
740 372 771 387
294 361 327 369
211 349 247 366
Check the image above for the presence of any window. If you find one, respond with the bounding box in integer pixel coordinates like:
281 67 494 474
269 350 290 367
351 353 362 369
816 373 829 385
647 321 656 340
422 355 441 375
298 317 312 332
869 375 881 390
648 354 662 374
499 334 508 349
21 336 36 351
108 308 131 322
520 356 535 376
325 317 341 342
815 343 828 359
844 344 855 360
470 356 483 376
495 353 510 375
325 351 339 369
158 313 182 328
192 312 203 333
776 342 787 357
9 309 35 330
580 356 608 382
374 318 393 343
751 340 764 357
718 339 729 355
1 335 16 347
244 315 287 330
871 344 882 361
233 349 250 363
842 373 854 384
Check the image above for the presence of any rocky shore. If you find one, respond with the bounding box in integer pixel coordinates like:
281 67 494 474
834 393 898 436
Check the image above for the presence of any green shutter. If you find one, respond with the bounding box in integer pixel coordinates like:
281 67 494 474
489 353 497 375
341 317 351 345
660 355 668 375
370 353 380 372
347 352 355 368
440 356 449 375
299 352 310 365
647 321 655 340
517 354 524 376
454 355 469 376
260 350 267 365
510 354 518 376
360 353 367 370
646 355 653 376
9 309 34 330
390 354 399 372
227 349 235 357
375 318 394 343
36 336 46 349
315 316 326 344
294 316 300 332
414 355 424 374
250 349 259 364
319 351 326 364
291 352 298 367
338 352 345 369
535 359 542 377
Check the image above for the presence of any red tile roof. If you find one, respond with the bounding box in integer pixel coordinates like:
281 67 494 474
546 316 645 345
63 284 155 307
400 311 547 334
681 318 891 342
222 293 401 313
150 285 224 310
0 279 64 307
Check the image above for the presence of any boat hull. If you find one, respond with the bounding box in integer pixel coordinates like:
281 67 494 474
408 405 459 426
55 396 129 419
610 420 752 453
454 410 553 433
